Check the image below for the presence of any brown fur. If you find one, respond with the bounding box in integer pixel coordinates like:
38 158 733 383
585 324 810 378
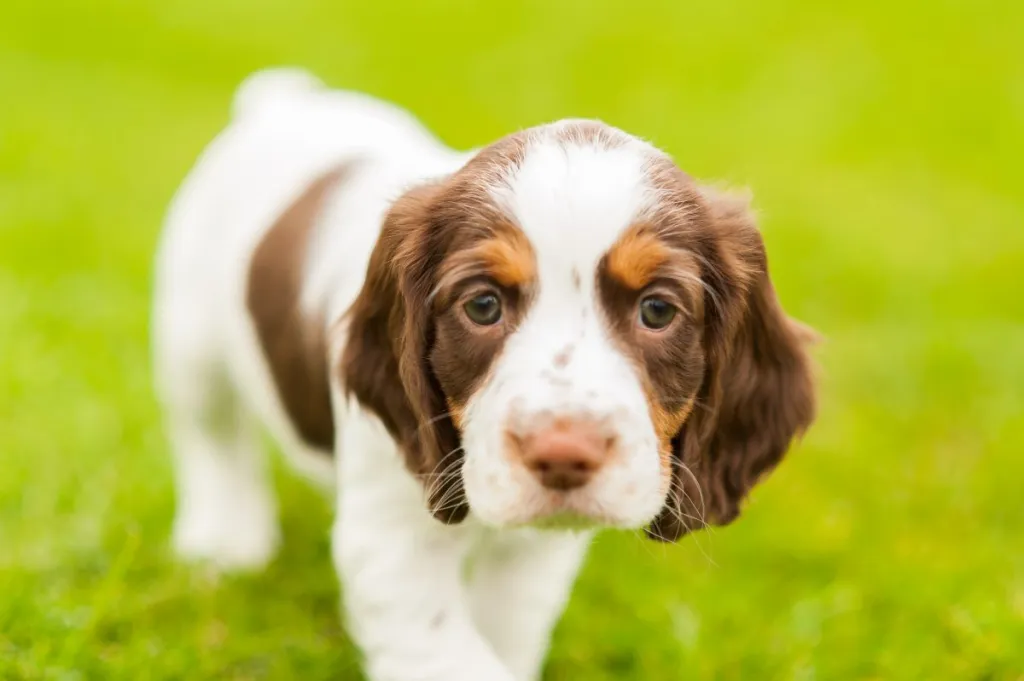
340 138 536 523
597 243 707 484
641 162 817 542
598 214 709 452
247 165 351 453
594 155 815 542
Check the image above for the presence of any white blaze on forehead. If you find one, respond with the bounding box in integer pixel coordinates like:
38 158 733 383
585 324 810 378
480 123 663 381
489 126 656 286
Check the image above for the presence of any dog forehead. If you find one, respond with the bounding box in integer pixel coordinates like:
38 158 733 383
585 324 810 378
486 122 657 286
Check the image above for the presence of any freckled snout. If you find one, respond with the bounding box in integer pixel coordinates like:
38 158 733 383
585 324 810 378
511 422 615 490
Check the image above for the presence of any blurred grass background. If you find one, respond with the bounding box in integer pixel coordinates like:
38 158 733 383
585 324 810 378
1 0 1022 679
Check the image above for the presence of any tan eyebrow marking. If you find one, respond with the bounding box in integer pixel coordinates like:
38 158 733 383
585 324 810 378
438 222 537 294
605 225 672 290
472 228 536 288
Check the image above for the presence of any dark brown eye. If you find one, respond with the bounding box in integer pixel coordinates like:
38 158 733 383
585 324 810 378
464 292 502 326
639 296 677 330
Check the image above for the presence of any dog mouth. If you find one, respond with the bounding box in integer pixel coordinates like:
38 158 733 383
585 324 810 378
462 455 668 531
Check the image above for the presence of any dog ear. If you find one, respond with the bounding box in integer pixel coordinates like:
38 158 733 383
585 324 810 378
341 181 469 524
648 188 816 542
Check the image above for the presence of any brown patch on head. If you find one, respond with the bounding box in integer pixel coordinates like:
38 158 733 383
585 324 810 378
341 131 536 523
247 165 353 452
552 344 574 369
595 152 817 543
455 129 530 189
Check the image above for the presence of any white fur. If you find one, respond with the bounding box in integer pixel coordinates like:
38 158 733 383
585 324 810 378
153 68 669 680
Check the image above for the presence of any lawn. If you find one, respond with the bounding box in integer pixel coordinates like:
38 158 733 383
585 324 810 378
1 0 1022 679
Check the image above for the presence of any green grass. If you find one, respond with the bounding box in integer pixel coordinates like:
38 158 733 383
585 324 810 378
2 0 1022 678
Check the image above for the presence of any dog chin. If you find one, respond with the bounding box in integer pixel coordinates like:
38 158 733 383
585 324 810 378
526 511 609 531
472 492 658 532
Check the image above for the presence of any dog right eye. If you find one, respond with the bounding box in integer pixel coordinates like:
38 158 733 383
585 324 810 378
464 292 503 326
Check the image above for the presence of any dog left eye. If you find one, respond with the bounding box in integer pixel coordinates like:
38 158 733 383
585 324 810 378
638 296 677 330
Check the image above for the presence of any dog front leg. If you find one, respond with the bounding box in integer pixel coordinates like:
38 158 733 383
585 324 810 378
333 413 515 681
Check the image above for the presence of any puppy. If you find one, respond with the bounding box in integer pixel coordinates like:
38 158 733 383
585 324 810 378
153 68 816 681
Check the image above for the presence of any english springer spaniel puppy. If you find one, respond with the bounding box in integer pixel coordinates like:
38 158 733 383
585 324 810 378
153 68 816 681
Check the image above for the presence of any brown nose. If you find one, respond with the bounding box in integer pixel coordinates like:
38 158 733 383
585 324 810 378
517 424 612 490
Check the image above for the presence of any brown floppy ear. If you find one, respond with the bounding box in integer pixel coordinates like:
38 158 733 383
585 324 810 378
649 188 817 542
340 182 469 524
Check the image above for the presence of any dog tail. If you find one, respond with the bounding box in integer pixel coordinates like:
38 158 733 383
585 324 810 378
232 67 324 118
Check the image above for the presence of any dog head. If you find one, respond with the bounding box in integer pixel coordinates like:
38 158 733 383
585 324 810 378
342 120 816 540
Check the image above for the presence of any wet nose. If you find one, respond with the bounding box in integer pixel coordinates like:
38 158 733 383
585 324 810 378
517 423 613 490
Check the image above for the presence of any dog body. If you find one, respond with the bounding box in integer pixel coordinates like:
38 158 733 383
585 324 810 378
153 69 815 681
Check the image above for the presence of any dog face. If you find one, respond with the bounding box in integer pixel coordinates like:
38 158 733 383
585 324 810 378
342 121 816 540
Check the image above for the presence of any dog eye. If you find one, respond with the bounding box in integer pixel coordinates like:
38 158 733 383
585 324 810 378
638 296 677 330
464 292 503 326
